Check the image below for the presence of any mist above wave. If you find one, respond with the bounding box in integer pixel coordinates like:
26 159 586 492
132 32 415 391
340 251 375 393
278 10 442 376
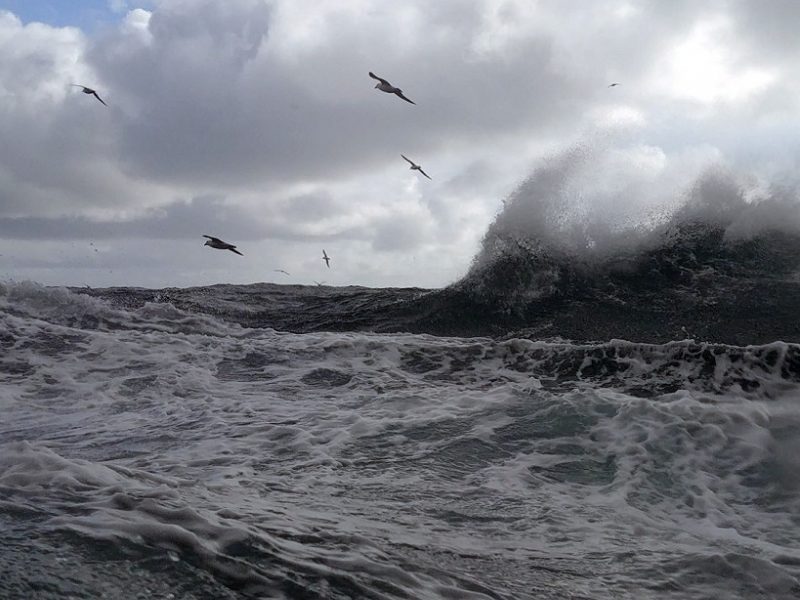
464 141 800 294
417 142 800 342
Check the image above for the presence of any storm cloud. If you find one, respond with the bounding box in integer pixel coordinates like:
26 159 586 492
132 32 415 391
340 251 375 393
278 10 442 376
1 0 800 287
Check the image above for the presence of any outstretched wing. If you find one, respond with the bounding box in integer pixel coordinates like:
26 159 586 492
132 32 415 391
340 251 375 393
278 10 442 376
91 91 108 106
401 154 415 166
203 235 223 244
419 168 432 180
229 247 243 256
369 72 389 85
394 90 415 105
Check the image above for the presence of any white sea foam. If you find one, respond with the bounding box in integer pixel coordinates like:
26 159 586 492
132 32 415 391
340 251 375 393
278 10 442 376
2 282 800 598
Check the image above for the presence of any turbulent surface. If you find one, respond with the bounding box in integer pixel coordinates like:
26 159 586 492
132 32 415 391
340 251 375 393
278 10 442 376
2 282 800 599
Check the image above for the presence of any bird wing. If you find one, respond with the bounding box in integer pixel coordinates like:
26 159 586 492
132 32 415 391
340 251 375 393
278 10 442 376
70 84 86 89
394 91 415 105
92 91 108 106
229 247 243 256
369 72 389 85
322 250 328 259
419 168 432 180
401 155 416 166
203 235 224 244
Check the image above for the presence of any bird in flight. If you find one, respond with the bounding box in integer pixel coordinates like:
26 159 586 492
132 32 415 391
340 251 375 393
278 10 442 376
203 235 243 256
608 82 621 87
274 269 291 276
369 72 415 104
322 249 331 268
401 155 431 180
71 84 107 106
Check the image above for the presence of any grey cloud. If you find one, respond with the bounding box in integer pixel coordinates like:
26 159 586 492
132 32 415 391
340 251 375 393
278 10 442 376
2 0 748 208
0 194 263 240
5 0 800 288
280 191 342 221
728 0 800 60
0 192 377 243
370 213 430 251
77 1 592 188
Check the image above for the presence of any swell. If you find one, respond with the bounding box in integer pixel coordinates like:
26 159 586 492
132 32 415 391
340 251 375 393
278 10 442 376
65 227 800 343
411 222 800 342
4 283 800 399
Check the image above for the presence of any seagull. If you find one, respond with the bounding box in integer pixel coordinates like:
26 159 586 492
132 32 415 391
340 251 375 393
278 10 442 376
274 269 291 276
71 84 107 106
322 249 330 268
203 235 243 256
401 155 431 180
369 72 415 104
608 82 621 87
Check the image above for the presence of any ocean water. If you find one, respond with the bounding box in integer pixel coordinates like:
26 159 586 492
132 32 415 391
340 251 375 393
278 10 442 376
2 281 800 600
3 159 800 599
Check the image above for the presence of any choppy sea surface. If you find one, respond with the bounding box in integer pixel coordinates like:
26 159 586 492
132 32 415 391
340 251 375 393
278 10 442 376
4 161 800 598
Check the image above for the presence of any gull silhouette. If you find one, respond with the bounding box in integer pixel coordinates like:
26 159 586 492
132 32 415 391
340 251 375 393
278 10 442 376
322 249 331 268
203 235 243 256
71 84 107 106
401 155 431 180
274 269 291 276
608 82 621 87
369 72 415 104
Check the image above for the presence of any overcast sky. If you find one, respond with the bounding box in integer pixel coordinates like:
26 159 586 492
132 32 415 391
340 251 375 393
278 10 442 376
1 0 799 289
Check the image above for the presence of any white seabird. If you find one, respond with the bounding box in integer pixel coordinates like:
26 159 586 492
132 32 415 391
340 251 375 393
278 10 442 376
322 249 331 268
401 155 432 180
203 235 243 256
369 72 415 104
71 84 108 106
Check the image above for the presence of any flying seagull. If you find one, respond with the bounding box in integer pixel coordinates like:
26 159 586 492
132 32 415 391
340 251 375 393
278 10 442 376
369 72 415 105
401 155 431 180
274 269 291 276
608 82 621 87
71 84 107 106
322 249 330 268
203 235 243 256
